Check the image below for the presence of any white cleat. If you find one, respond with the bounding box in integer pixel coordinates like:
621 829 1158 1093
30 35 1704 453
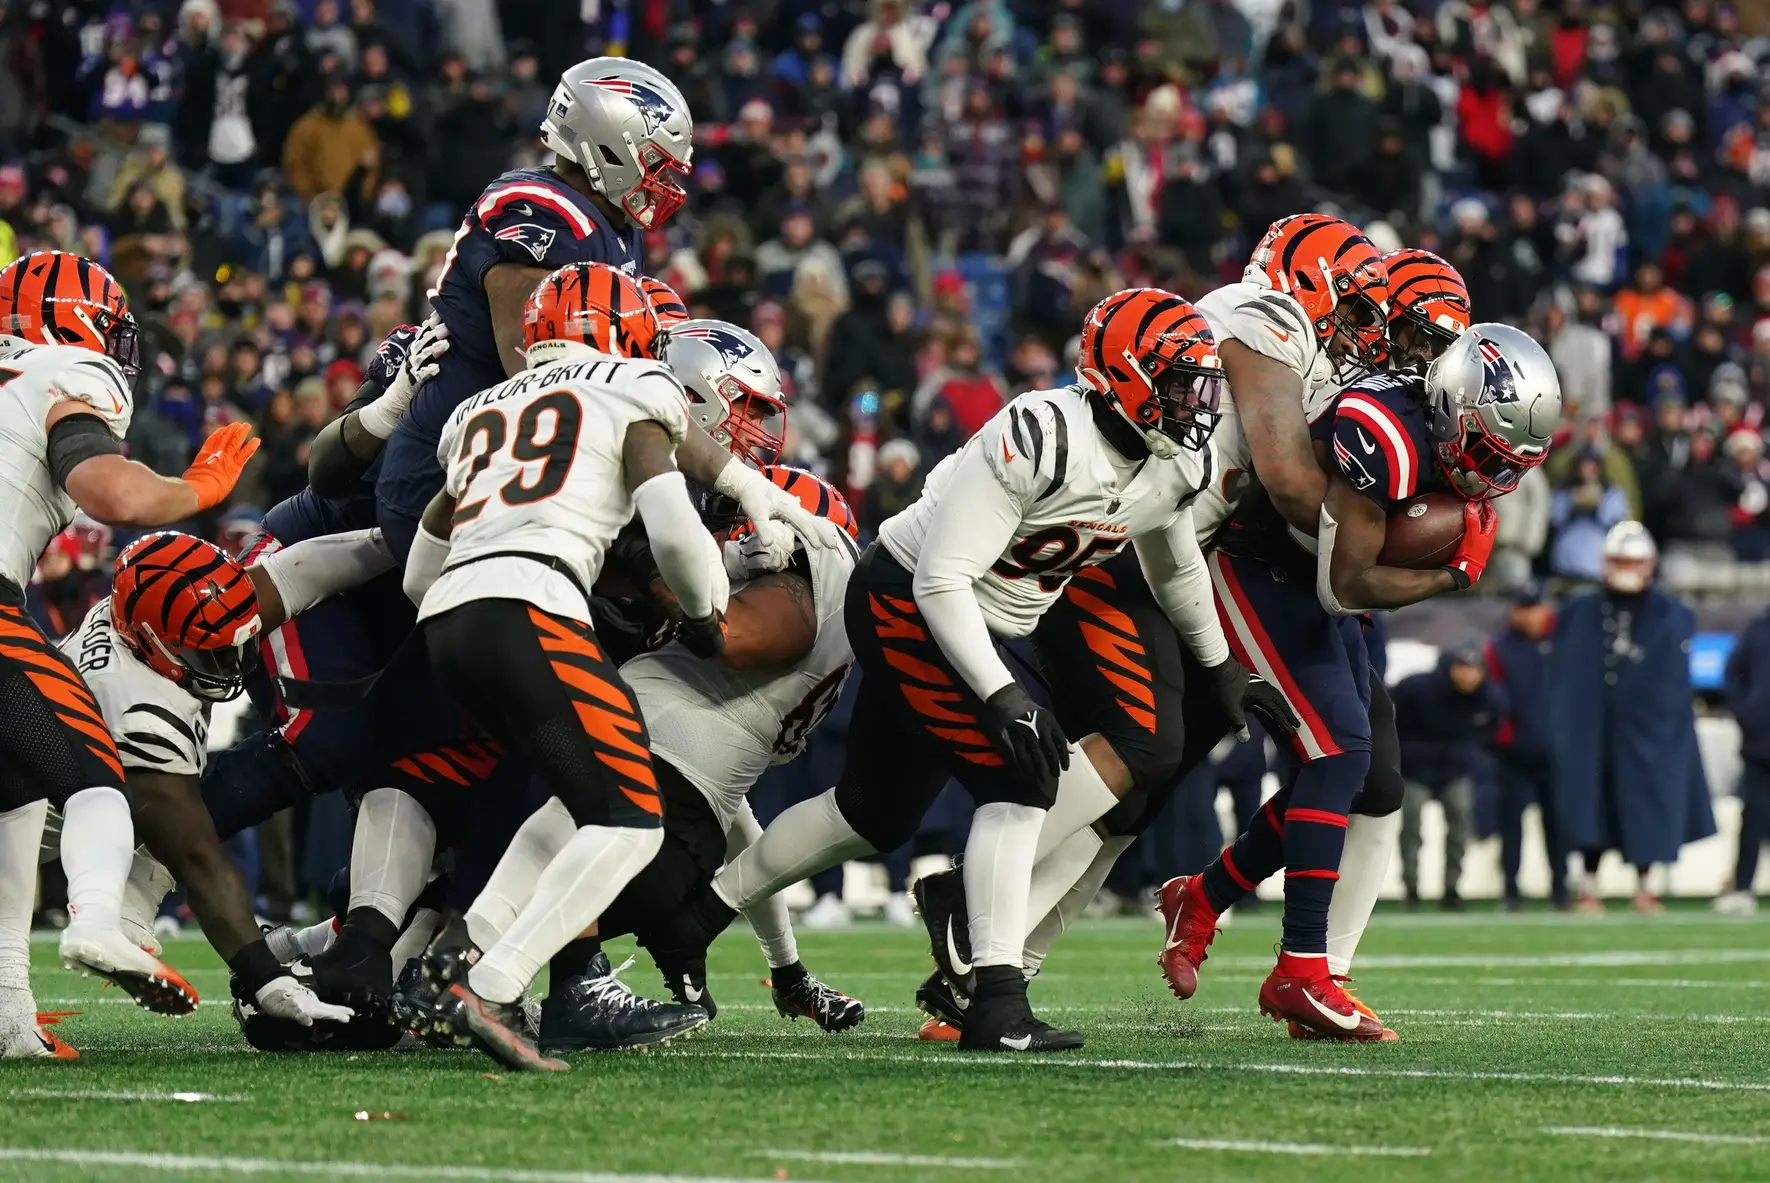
59 925 198 1015
799 894 854 930
1712 890 1758 917
881 892 916 928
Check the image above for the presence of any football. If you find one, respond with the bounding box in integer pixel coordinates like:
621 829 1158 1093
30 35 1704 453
1377 492 1467 569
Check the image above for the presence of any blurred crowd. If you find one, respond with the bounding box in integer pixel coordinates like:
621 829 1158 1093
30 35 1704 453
7 0 1770 617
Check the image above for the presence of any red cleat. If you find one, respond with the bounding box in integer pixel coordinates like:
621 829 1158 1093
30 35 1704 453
917 1018 960 1042
1155 875 1218 1000
1259 954 1390 1042
1285 978 1398 1042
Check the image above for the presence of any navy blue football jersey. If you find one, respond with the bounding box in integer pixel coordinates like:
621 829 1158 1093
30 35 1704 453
375 167 641 559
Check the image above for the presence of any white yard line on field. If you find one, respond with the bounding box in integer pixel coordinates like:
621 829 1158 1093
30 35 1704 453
754 1150 1021 1168
663 1049 1770 1092
0 1148 837 1183
1167 1138 1431 1157
4 1089 246 1104
1545 1126 1770 1146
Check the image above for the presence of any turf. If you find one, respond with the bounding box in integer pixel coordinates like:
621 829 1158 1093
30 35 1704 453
4 904 1769 1182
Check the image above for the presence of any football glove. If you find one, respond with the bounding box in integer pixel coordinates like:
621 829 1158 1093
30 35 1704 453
981 683 1069 802
723 524 797 581
1242 674 1299 738
1203 658 1295 743
255 974 355 1027
677 607 728 659
1443 499 1499 590
357 314 450 438
183 422 260 511
717 461 846 551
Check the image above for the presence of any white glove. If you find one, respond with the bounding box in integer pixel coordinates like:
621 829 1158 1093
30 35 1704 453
255 975 355 1027
357 314 450 439
715 459 845 550
722 525 796 581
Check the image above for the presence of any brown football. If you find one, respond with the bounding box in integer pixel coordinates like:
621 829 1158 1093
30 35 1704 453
1377 492 1467 569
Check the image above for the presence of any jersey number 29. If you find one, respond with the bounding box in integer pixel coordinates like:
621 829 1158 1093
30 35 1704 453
452 391 582 525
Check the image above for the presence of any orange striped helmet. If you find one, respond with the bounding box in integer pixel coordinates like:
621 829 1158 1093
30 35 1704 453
640 275 689 328
0 250 141 381
1243 214 1390 378
1382 249 1470 370
1076 288 1222 456
706 465 858 544
111 532 262 702
522 263 661 361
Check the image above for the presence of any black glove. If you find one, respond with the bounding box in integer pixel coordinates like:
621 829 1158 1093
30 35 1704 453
677 608 728 658
981 682 1069 797
1204 658 1299 742
607 522 661 590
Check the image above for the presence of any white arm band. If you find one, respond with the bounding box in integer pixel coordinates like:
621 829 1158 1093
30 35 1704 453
1133 510 1230 668
403 524 451 607
1313 502 1360 616
354 385 410 440
256 527 395 619
911 448 1026 701
634 469 728 619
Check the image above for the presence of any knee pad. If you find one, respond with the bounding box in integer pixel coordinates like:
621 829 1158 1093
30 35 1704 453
1352 753 1405 817
833 776 920 854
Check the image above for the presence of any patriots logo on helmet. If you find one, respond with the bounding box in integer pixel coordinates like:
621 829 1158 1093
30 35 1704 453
584 77 677 137
494 222 558 263
1476 338 1520 404
365 324 417 385
671 324 755 369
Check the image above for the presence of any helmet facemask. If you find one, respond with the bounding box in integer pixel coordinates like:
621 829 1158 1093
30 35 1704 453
715 387 788 468
1390 312 1462 372
1118 345 1222 455
623 141 690 230
135 624 248 702
1321 268 1389 382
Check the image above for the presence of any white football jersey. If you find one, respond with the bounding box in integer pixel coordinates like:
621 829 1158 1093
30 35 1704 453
60 598 209 777
877 385 1212 638
419 353 691 624
0 338 133 590
622 533 856 829
1190 282 1339 545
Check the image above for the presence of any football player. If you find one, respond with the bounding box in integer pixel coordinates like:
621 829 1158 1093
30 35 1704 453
664 289 1283 1053
398 262 729 1072
62 528 395 1049
0 250 261 1057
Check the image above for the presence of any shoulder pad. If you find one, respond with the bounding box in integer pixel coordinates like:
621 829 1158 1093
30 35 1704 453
981 393 1072 505
1219 290 1319 380
47 352 133 437
1332 390 1426 503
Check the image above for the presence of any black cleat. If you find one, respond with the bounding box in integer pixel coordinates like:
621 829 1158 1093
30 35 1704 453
391 956 459 1048
658 957 718 1021
957 1012 1085 1053
911 868 974 998
773 968 864 1032
539 954 708 1053
915 971 966 1033
427 950 565 1072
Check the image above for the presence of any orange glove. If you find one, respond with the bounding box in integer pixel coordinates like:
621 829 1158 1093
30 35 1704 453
183 422 261 511
1444 499 1499 589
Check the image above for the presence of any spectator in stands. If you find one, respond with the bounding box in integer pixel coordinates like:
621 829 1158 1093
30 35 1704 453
1550 446 1633 582
756 203 848 306
1486 583 1568 910
1615 262 1694 361
1548 523 1714 913
913 327 1004 444
107 126 187 231
1717 603 1770 914
1396 644 1505 910
841 0 928 91
1721 428 1770 561
1491 464 1550 590
281 75 377 202
824 269 917 419
1542 299 1611 418
862 438 924 530
1309 57 1379 198
1665 428 1743 545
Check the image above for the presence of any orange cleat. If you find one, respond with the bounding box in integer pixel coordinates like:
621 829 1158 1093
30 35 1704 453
2 1012 79 1060
917 1018 961 1042
1154 875 1218 1000
59 927 199 1016
1259 953 1390 1042
1286 978 1397 1042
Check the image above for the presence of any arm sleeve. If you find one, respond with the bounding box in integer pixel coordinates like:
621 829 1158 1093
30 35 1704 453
633 469 728 619
255 527 394 619
403 523 451 606
48 355 134 438
1132 508 1231 667
910 443 1029 701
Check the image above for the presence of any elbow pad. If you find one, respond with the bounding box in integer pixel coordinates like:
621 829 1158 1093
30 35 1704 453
403 525 451 606
633 470 726 619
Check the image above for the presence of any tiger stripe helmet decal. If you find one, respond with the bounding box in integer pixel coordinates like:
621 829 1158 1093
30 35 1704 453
0 250 142 381
523 262 661 360
112 532 261 702
1075 287 1222 458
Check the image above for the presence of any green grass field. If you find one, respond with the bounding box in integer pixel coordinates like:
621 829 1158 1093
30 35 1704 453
3 904 1769 1182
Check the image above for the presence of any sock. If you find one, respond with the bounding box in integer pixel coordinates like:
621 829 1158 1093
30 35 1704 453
299 919 339 958
711 788 874 912
549 937 602 984
0 801 47 998
1023 834 1132 978
120 849 174 942
387 907 437 978
770 960 808 991
1025 826 1102 927
340 906 398 949
1032 746 1119 862
724 803 800 968
61 787 136 931
464 796 575 950
1326 811 1399 977
469 824 663 1005
963 801 1046 968
1200 783 1291 913
1280 752 1370 955
348 788 437 929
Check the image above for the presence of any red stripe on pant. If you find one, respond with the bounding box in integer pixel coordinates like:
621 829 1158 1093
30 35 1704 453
1208 553 1343 762
245 534 315 744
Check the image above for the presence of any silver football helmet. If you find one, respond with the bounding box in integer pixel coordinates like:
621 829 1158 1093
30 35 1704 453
1424 322 1563 500
540 57 693 231
663 319 787 466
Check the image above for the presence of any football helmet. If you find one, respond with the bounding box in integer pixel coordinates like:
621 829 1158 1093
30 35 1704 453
522 262 661 365
0 250 141 382
1382 249 1470 370
111 532 261 702
1424 323 1562 499
1244 214 1390 379
540 58 693 231
1075 287 1222 458
664 318 786 466
640 275 689 328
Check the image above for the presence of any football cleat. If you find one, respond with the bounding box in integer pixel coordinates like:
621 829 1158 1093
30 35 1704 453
914 971 966 1032
538 954 708 1054
1154 875 1217 1000
306 927 393 1011
917 1018 961 1042
957 970 1082 1053
911 868 975 998
426 949 566 1073
772 969 864 1032
1286 976 1398 1042
658 957 718 1021
1258 954 1389 1042
392 954 464 1048
2 1012 79 1060
59 925 197 1015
